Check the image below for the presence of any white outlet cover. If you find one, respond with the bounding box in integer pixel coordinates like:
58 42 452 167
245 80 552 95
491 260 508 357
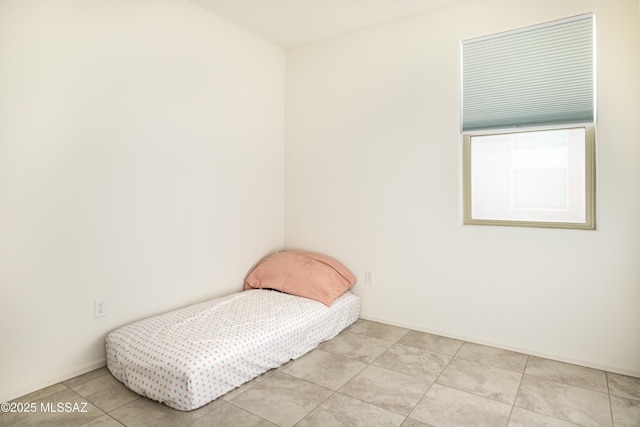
365 270 374 284
94 300 106 317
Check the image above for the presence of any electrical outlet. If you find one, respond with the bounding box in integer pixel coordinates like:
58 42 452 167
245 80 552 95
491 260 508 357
364 270 374 284
94 300 106 317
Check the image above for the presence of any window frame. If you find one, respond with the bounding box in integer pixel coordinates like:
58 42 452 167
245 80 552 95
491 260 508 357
462 125 596 230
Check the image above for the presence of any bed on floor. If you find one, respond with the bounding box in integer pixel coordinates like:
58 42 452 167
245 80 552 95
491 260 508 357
105 251 359 411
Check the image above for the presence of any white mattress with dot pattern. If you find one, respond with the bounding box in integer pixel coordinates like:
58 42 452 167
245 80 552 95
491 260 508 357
105 289 360 410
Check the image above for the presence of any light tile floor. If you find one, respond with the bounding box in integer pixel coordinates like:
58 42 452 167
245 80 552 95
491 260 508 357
3 319 640 427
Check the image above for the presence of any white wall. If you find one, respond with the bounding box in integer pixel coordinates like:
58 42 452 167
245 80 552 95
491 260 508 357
285 0 640 376
0 0 285 401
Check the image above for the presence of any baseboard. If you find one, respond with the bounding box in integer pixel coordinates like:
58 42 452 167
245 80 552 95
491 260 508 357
0 359 107 403
358 314 640 379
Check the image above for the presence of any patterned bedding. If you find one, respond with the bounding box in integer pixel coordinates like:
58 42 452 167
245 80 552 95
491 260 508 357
105 289 360 411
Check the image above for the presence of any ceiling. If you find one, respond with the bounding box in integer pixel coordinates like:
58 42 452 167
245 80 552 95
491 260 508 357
190 0 458 48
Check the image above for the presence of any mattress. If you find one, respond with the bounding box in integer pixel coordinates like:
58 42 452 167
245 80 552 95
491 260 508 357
106 289 360 411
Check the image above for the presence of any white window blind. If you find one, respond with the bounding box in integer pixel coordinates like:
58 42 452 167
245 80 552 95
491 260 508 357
462 14 595 132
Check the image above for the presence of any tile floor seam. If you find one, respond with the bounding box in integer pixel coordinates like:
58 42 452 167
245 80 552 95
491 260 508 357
284 347 369 390
512 356 529 401
70 384 135 415
606 392 616 427
294 388 338 426
264 371 336 423
222 402 258 427
605 371 640 402
428 382 515 407
349 328 410 344
110 414 128 427
64 368 110 388
80 413 125 427
186 401 220 426
512 386 609 427
291 390 342 426
433 350 524 407
450 353 527 376
523 354 531 371
528 355 612 375
525 358 610 393
330 389 411 420
394 329 411 343
610 392 640 403
434 377 521 407
316 346 368 364
40 387 107 426
507 367 597 427
513 407 592 427
396 340 460 359
367 343 390 366
350 318 411 341
511 376 607 424
198 400 227 422
298 391 411 427
368 355 383 368
504 360 528 427
605 372 617 427
407 343 458 421
451 340 464 357
522 372 614 396
370 341 454 373
390 325 411 343
215 401 275 427
65 386 107 416
11 382 72 404
409 382 514 426
344 359 435 417
505 403 516 427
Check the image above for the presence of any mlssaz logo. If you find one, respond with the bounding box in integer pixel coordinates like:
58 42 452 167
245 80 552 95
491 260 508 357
40 402 88 413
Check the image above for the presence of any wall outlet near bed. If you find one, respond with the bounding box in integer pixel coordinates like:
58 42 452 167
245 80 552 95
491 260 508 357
364 270 374 284
94 300 106 317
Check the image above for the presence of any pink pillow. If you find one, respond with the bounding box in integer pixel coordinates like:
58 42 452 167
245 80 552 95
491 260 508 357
244 250 357 306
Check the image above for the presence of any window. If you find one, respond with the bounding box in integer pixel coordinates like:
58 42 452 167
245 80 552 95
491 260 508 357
461 14 595 229
464 127 595 228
